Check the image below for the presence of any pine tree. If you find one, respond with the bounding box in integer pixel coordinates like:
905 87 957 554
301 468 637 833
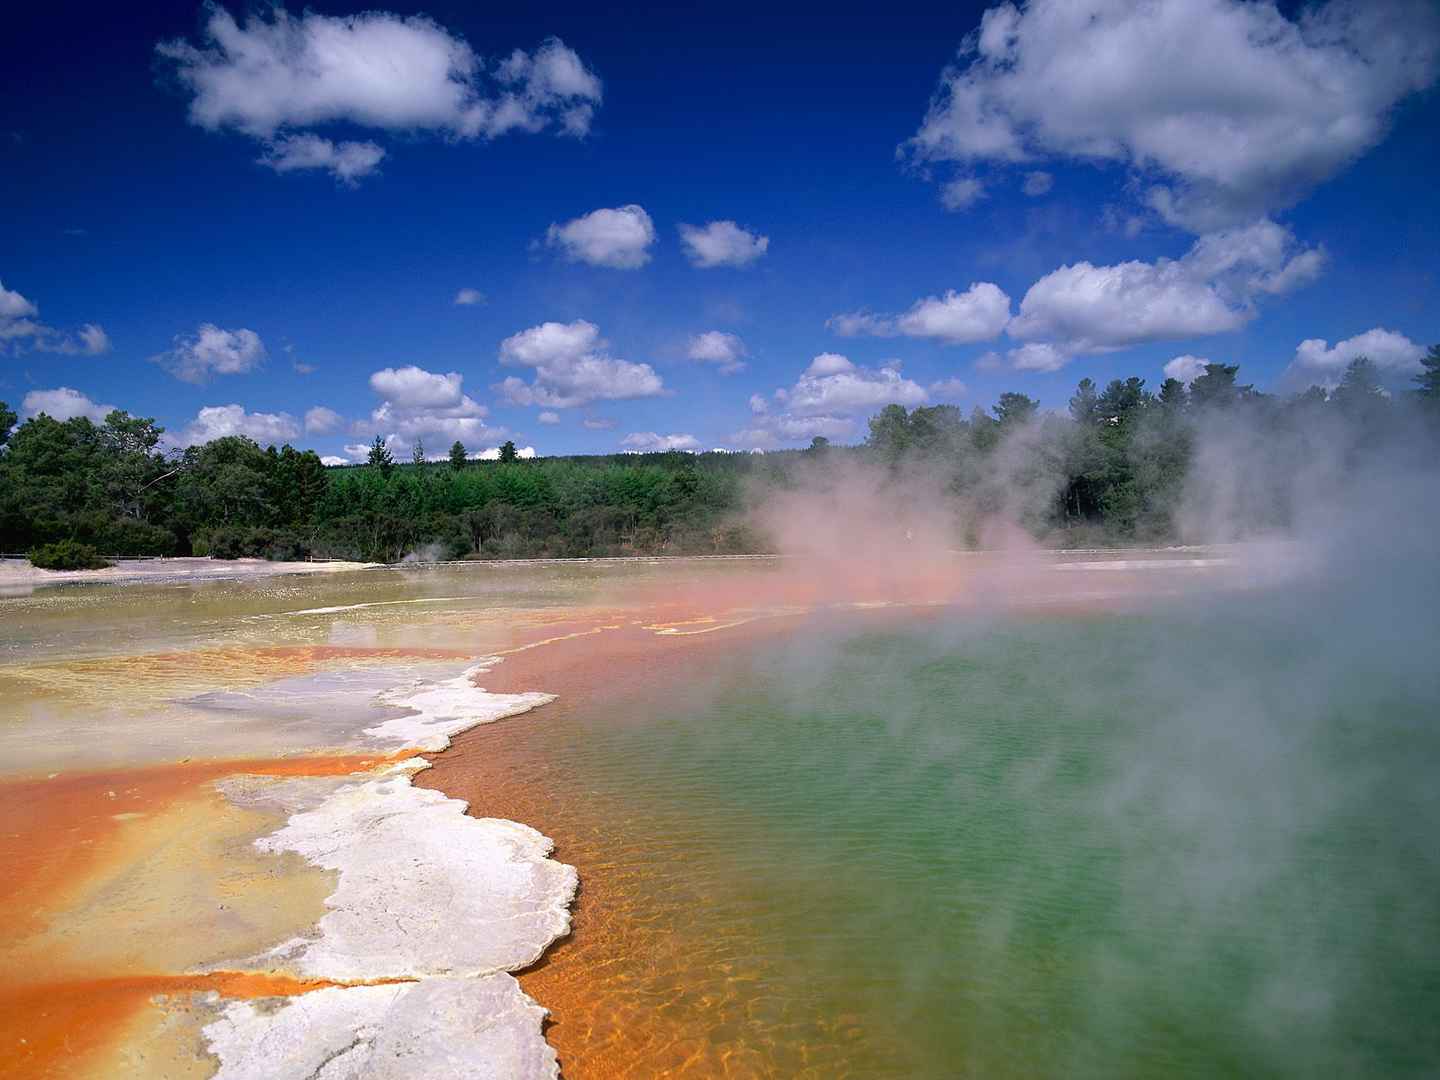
499 440 519 463
449 441 468 470
411 438 425 465
367 435 394 477
1415 344 1440 404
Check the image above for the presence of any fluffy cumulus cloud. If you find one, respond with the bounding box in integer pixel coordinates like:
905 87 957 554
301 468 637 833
453 287 485 306
905 0 1440 230
304 405 344 434
620 431 701 453
363 364 500 448
157 9 602 182
677 221 769 268
829 281 1011 345
257 134 385 183
1281 328 1426 390
152 324 266 383
175 404 301 447
1163 355 1210 385
537 410 560 424
495 319 664 407
735 354 928 449
0 279 111 356
21 387 119 423
686 330 747 374
1007 220 1324 365
545 205 655 269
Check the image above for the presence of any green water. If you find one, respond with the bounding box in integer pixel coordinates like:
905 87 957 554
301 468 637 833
516 593 1440 1077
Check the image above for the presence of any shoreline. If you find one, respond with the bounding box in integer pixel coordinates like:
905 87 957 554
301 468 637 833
0 647 586 1078
0 551 1275 1077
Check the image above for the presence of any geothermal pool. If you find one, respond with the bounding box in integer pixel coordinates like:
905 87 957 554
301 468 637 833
2 554 1436 1077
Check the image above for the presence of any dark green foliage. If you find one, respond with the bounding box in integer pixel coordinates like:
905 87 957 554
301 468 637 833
28 540 111 570
0 357 1430 563
0 400 15 448
1416 344 1440 404
367 435 394 476
994 392 1040 427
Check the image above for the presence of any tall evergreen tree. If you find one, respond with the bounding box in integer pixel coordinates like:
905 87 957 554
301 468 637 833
498 440 519 463
412 438 426 465
367 435 394 477
1415 344 1440 404
449 441 468 469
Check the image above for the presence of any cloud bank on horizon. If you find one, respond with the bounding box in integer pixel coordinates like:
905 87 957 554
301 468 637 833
4 0 1438 459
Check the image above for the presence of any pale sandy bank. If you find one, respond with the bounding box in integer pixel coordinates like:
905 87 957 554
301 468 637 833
0 556 376 590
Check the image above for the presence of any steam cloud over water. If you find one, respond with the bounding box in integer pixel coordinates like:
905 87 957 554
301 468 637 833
657 396 1440 1073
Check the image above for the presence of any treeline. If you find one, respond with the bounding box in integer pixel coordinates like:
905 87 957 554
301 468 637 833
1 350 1436 563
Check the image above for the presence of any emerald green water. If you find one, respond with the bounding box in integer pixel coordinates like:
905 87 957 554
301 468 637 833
492 588 1440 1077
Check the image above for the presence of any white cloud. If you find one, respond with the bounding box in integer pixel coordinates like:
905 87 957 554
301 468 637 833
545 205 654 269
22 387 118 423
343 443 372 462
829 281 1011 345
1022 170 1053 196
733 354 924 449
0 279 111 356
620 432 701 453
731 415 857 450
686 331 747 374
1163 355 1210 385
1007 221 1324 365
1281 328 1426 390
158 11 602 178
582 417 616 430
896 284 1012 344
153 324 266 383
257 134 385 183
364 364 499 445
304 405 344 434
320 455 348 466
0 281 38 320
74 324 110 355
369 365 466 408
678 220 769 268
905 0 1440 230
784 353 928 416
1006 343 1072 372
929 377 968 399
940 177 986 211
454 287 485 306
496 319 664 407
176 404 300 447
537 410 561 424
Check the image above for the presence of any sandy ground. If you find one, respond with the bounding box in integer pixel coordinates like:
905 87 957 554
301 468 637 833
0 556 376 591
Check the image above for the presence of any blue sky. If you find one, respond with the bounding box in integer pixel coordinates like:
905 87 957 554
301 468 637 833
3 0 1438 460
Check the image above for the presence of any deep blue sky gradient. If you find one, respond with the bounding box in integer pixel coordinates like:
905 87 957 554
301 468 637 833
3 1 1438 456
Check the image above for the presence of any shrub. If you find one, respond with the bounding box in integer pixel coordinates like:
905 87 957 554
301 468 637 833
29 540 112 571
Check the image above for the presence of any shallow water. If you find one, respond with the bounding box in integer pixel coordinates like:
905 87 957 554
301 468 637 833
3 555 1435 1077
451 600 1440 1078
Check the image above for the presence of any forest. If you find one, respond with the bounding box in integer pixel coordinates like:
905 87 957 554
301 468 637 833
2 352 1437 567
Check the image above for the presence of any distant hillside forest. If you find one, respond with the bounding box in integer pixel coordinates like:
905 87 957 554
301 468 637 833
2 352 1437 564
